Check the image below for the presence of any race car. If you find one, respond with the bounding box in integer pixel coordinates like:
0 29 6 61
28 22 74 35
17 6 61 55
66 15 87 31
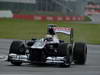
7 24 87 67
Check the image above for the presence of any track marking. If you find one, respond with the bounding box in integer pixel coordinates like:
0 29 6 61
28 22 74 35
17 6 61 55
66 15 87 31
0 55 8 61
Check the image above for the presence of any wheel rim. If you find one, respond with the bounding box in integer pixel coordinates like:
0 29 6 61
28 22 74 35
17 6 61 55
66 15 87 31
19 46 25 53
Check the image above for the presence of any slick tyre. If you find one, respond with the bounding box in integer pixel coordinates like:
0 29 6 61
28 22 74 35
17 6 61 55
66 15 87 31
11 61 22 66
9 41 26 66
73 42 87 65
9 41 26 55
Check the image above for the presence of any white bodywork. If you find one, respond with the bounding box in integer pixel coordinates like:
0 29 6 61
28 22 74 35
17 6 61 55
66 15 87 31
31 39 46 49
53 27 71 35
8 53 65 63
31 35 59 49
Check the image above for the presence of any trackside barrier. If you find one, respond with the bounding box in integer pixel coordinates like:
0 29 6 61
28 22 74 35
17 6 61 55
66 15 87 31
13 14 85 21
13 14 34 20
85 10 100 15
0 10 13 18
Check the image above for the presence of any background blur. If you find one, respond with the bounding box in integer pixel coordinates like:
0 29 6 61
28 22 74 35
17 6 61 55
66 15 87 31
0 0 100 16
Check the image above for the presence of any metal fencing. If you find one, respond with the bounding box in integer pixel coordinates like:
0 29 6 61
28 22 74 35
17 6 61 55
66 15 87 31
0 0 87 16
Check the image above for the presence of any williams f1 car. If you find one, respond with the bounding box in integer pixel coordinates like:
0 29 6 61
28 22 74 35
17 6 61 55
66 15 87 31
7 24 87 67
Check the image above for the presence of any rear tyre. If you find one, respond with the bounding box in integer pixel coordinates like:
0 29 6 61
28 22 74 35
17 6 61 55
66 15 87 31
73 42 87 65
8 41 26 66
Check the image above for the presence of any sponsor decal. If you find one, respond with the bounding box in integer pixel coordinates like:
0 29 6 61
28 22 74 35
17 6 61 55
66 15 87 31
53 27 71 35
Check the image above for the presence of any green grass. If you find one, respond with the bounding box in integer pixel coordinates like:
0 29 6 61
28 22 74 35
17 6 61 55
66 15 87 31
17 11 66 16
0 18 100 44
84 16 92 21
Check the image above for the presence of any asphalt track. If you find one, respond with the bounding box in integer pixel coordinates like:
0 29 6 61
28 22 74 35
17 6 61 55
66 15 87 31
0 39 100 75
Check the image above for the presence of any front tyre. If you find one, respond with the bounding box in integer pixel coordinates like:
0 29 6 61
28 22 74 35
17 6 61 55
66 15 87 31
11 61 22 66
8 41 26 66
73 42 87 65
9 41 26 55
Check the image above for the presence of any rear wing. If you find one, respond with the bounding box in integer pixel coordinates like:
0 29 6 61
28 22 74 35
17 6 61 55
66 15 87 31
47 24 74 43
53 27 72 35
53 27 74 43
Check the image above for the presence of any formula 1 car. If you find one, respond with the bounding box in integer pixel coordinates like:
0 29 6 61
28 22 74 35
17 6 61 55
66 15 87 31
7 24 87 67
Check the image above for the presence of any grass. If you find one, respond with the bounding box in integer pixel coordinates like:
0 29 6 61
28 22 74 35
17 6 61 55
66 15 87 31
84 16 92 21
17 11 66 16
0 18 100 44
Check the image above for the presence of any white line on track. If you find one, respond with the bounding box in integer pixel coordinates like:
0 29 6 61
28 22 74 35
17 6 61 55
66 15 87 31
0 55 8 61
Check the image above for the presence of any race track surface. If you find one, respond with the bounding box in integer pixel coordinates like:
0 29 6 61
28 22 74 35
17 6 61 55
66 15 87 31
0 39 100 75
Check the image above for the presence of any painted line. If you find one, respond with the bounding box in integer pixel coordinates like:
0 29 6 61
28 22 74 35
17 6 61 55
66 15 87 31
0 55 8 61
